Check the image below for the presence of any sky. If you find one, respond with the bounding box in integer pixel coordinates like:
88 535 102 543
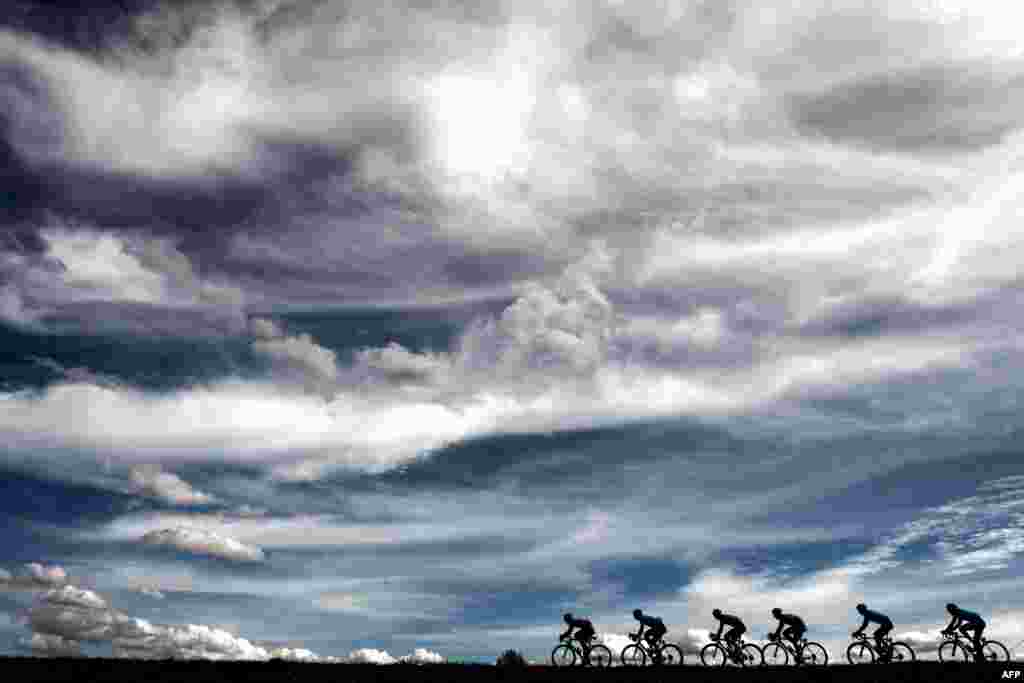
1 0 1024 664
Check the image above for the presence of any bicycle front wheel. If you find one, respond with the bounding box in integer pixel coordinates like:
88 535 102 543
655 643 684 665
889 642 915 663
700 642 728 667
739 643 764 666
587 644 612 667
938 640 968 663
801 642 828 666
620 644 646 666
551 643 576 667
982 640 1010 662
846 641 874 664
762 643 789 666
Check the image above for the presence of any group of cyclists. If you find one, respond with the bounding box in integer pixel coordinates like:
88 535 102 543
558 602 990 665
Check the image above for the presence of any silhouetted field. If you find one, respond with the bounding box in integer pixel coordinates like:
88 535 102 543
2 658 1021 683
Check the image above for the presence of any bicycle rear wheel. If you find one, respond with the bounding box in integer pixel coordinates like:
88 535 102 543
739 643 764 666
551 643 576 667
889 642 915 663
654 643 683 665
700 642 728 666
620 644 645 666
801 641 828 666
846 641 874 664
937 640 968 662
762 642 789 665
982 640 1010 662
587 644 612 667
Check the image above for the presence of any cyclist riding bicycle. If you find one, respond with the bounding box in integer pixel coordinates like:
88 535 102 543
632 609 667 649
943 603 985 662
711 608 746 650
561 613 595 650
770 608 806 649
852 603 893 657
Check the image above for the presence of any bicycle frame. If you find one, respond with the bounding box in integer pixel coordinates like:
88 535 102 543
943 631 982 656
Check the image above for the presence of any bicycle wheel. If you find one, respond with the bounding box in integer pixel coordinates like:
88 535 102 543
700 642 728 666
739 643 764 666
889 642 915 663
551 643 576 667
587 644 612 667
656 643 684 665
762 642 789 666
846 641 875 664
938 640 968 663
620 644 646 666
801 642 828 666
981 640 1010 662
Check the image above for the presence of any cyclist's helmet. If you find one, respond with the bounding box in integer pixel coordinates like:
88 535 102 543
712 608 722 618
633 609 642 618
564 613 572 623
771 607 782 617
856 603 867 613
946 603 958 613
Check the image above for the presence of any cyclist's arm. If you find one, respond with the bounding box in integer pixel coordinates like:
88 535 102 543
560 627 572 640
772 622 783 638
852 615 868 635
943 617 958 633
714 622 723 640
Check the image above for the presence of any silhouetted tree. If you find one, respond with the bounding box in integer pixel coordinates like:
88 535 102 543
495 649 528 667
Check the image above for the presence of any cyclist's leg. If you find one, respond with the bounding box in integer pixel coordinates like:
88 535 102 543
874 625 891 658
973 625 985 661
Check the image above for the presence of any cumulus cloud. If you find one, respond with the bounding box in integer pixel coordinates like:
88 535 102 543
17 632 83 657
346 648 397 664
249 317 339 398
142 527 265 562
399 647 445 664
129 464 216 505
113 620 273 661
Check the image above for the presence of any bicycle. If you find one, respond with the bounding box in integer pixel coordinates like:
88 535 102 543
937 629 1010 663
551 634 613 667
846 632 916 664
700 633 764 667
761 632 829 666
619 632 685 666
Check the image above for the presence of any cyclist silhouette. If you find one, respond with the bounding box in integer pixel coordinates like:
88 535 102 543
770 608 806 649
632 609 667 651
561 612 595 649
852 603 892 657
712 608 746 649
943 603 985 662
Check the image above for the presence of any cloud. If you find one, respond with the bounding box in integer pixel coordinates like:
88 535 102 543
0 562 68 591
142 527 265 562
17 632 83 657
26 563 67 585
399 647 445 664
346 648 397 664
129 464 217 505
249 317 339 397
113 619 272 661
28 586 122 642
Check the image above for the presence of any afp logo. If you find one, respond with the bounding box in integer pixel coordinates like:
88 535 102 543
1003 671 1022 679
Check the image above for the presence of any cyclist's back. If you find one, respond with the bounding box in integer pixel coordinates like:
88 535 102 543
561 613 595 646
712 609 745 643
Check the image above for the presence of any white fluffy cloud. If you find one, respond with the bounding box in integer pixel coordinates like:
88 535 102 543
399 647 445 664
130 465 216 505
346 648 397 664
142 527 265 562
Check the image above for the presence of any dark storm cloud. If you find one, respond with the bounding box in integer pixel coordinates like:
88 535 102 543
789 63 1024 153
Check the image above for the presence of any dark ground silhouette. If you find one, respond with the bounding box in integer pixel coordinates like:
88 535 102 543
1 657 1021 683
